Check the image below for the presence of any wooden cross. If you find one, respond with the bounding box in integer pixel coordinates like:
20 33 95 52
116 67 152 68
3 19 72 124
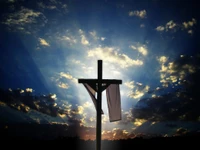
78 60 122 150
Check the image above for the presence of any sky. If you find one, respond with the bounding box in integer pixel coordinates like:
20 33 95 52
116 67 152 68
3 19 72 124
0 0 200 141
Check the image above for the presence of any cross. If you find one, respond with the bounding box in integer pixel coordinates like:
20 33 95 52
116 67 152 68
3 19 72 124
78 60 122 150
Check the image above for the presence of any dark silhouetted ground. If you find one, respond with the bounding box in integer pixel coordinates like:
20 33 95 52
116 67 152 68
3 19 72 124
0 123 199 149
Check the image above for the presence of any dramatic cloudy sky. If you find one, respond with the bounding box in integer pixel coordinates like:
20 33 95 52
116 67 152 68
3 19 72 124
0 0 200 140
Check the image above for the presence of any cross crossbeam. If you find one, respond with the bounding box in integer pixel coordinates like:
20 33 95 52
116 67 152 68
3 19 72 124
78 79 122 92
78 79 122 84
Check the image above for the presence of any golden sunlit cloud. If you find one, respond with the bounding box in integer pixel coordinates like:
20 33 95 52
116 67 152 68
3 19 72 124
130 45 148 56
160 79 169 87
61 102 73 116
74 101 95 118
168 75 178 83
37 0 68 13
129 10 147 18
19 89 24 93
101 37 106 41
156 20 176 32
79 29 89 45
77 106 84 114
156 18 196 33
102 115 109 124
58 82 69 89
182 18 197 29
50 94 57 100
160 65 168 72
155 26 165 31
81 36 89 45
80 115 87 126
128 88 148 99
3 8 43 25
124 81 135 89
59 35 77 45
166 20 176 31
60 72 73 79
38 2 57 10
89 116 96 122
102 130 112 140
83 101 93 108
0 101 6 106
89 30 106 41
138 46 147 55
158 56 168 64
88 47 143 68
112 128 129 140
158 55 197 88
125 81 150 99
133 119 147 126
26 88 33 92
102 128 132 140
152 94 156 98
38 38 50 46
182 64 196 73
60 72 77 83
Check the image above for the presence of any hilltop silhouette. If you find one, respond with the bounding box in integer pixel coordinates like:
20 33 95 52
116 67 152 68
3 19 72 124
0 122 200 150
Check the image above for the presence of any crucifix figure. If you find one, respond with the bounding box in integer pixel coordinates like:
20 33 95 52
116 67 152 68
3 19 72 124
78 60 122 150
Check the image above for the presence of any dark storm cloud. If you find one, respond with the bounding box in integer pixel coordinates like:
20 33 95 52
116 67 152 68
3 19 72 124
1 5 47 34
37 0 68 12
0 88 66 117
132 54 200 122
155 18 197 35
0 87 95 131
0 0 67 34
133 120 200 137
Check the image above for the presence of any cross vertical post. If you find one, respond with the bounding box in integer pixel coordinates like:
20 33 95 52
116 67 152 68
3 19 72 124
78 60 122 150
97 60 102 150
